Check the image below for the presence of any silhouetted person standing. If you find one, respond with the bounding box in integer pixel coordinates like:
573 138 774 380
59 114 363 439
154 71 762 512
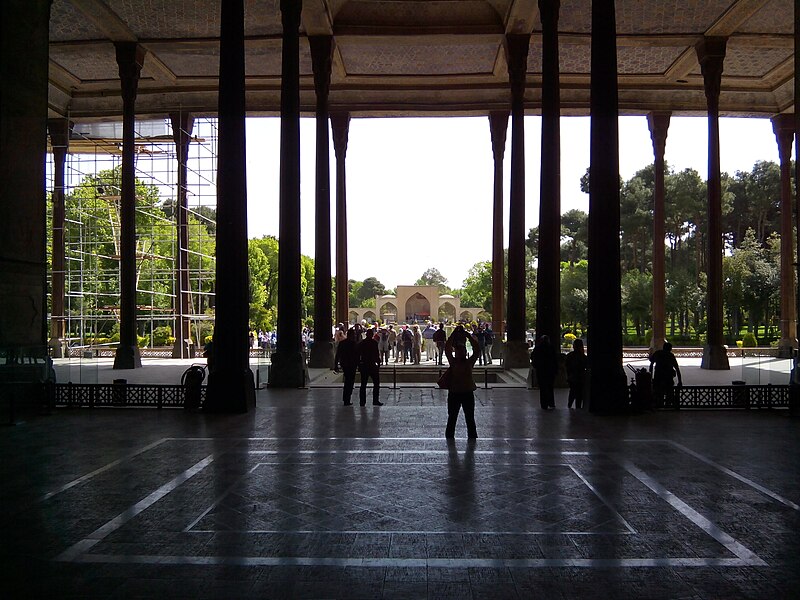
358 329 383 406
334 328 358 406
649 341 682 407
443 326 479 439
531 335 557 410
433 323 446 365
565 338 587 409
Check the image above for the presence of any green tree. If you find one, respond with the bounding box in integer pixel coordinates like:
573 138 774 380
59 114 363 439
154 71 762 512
621 269 652 338
460 261 492 311
560 260 588 335
415 267 449 293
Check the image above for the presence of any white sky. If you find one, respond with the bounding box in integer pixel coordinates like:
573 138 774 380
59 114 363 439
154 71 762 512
244 115 781 290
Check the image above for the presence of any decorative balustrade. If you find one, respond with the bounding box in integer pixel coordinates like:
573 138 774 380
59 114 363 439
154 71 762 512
52 382 205 409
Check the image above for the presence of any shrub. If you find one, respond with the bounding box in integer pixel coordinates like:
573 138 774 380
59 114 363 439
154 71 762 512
741 332 758 347
644 329 653 346
152 326 173 347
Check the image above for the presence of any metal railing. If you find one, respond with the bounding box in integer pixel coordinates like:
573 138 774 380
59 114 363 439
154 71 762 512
52 382 205 409
649 384 792 410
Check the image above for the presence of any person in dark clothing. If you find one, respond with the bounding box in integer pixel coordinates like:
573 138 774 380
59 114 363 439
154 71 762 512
433 323 446 366
531 335 558 410
565 338 587 409
401 326 414 364
443 326 479 439
473 325 486 366
334 328 359 406
649 341 682 407
483 325 494 365
358 329 383 406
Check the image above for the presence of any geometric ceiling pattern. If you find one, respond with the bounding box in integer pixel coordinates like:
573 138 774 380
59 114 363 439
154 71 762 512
47 0 795 120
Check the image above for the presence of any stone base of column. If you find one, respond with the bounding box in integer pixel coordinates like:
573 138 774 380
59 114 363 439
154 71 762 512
171 340 193 359
587 367 629 414
503 340 531 369
777 338 798 359
113 345 142 369
491 341 504 359
205 367 254 413
308 340 333 368
268 351 307 388
48 337 65 359
701 344 730 370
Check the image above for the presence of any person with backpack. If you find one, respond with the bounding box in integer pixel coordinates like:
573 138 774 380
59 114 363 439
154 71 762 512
401 325 414 364
649 341 682 407
433 322 447 365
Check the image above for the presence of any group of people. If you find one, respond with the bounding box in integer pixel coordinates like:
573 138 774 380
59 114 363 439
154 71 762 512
333 322 482 439
529 336 683 410
333 321 495 367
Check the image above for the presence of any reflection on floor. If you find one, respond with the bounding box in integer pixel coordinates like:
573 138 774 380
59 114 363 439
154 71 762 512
2 386 799 598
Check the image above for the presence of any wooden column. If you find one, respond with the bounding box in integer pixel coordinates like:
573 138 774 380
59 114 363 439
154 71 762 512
308 35 334 368
489 111 508 355
647 112 670 353
268 0 306 387
503 33 531 368
332 113 351 328
113 42 145 370
696 37 730 370
47 118 72 358
170 112 194 359
0 0 50 370
772 114 797 356
536 0 561 345
588 0 626 412
205 0 254 413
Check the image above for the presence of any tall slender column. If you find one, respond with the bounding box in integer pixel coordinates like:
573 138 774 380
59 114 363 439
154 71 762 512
113 42 145 370
332 113 351 327
488 111 508 356
47 119 72 358
503 33 531 368
772 114 797 356
205 0 254 412
536 0 561 344
588 0 626 412
697 37 730 370
170 112 194 359
269 0 306 387
309 35 334 368
647 112 670 353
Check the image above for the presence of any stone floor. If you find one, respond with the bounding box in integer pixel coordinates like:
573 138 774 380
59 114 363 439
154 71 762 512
2 386 799 598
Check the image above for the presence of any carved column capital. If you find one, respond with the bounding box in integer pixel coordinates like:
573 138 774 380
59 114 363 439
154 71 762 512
504 34 530 99
331 112 350 160
695 37 727 110
489 111 509 162
772 113 795 164
114 43 145 103
647 112 671 160
310 35 334 103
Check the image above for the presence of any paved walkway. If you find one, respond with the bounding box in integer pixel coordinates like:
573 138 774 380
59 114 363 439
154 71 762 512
2 385 799 598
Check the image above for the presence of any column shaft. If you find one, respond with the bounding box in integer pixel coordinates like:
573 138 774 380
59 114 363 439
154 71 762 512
772 114 797 356
48 119 71 358
269 0 306 387
309 35 334 368
205 0 254 412
489 111 508 353
647 112 670 352
588 0 626 412
536 0 561 344
332 113 351 327
170 112 194 359
504 34 531 368
697 37 730 370
113 43 145 369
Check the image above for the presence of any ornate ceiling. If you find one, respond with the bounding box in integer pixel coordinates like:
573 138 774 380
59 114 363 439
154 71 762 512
47 0 795 120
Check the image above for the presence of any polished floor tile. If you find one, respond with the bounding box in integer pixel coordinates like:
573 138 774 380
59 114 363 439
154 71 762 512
2 386 799 598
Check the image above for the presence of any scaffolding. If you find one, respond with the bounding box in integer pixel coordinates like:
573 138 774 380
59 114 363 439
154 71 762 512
46 116 218 354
